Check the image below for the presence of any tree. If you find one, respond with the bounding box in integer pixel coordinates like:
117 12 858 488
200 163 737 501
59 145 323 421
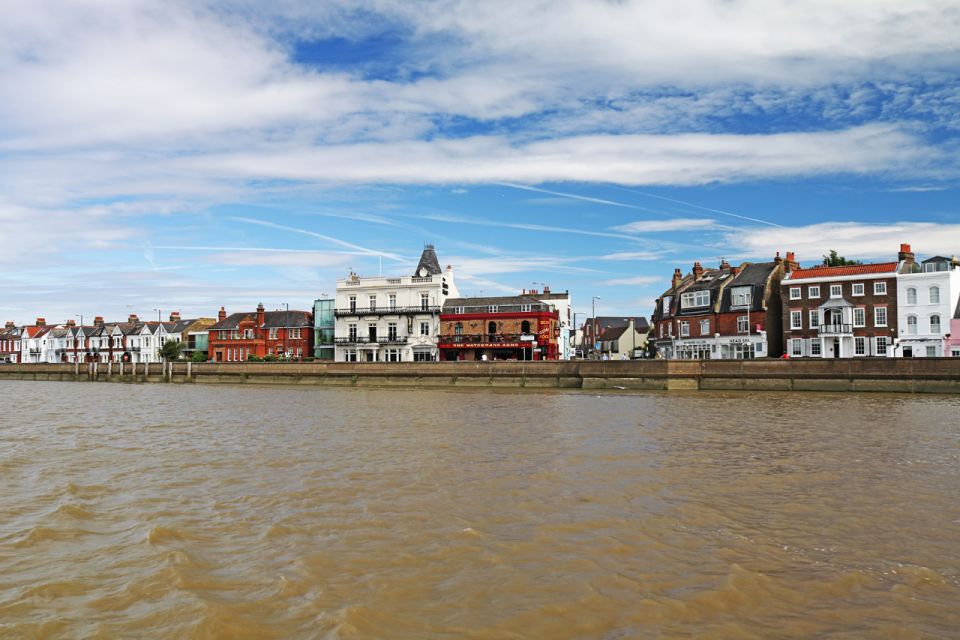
190 350 207 363
159 340 183 361
822 250 860 267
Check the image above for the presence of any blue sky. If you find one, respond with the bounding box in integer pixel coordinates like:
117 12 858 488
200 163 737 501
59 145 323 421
1 1 959 324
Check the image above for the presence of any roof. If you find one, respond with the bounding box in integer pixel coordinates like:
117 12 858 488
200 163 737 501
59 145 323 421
588 316 650 331
787 262 899 280
921 256 951 263
598 325 627 342
444 295 546 308
208 310 313 331
718 262 778 313
414 245 442 277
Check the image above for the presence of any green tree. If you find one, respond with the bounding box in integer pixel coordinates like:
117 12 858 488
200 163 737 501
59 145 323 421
159 340 183 361
822 250 861 267
246 353 262 362
190 350 208 363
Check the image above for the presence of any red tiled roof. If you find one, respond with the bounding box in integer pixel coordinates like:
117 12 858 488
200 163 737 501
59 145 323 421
788 262 899 280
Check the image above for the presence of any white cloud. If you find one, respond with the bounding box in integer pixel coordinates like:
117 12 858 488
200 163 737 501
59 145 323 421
730 222 960 263
600 276 663 287
614 219 719 233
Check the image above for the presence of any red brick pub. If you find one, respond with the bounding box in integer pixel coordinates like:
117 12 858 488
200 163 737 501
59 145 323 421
438 295 560 361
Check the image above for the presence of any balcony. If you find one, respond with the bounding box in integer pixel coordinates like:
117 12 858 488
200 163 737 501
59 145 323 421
819 323 853 335
335 306 440 317
335 336 408 345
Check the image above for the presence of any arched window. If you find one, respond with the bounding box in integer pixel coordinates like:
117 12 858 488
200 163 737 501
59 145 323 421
929 286 940 304
907 288 917 304
487 321 497 337
454 323 463 336
930 314 941 334
521 320 531 334
907 315 918 335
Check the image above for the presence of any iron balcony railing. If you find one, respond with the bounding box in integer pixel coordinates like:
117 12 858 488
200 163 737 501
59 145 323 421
334 336 409 345
818 323 853 334
334 306 441 317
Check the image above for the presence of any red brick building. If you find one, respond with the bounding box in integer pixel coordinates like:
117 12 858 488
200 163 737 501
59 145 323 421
438 295 560 361
208 303 313 362
0 321 22 363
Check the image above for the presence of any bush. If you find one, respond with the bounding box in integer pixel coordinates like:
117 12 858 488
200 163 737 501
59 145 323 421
247 354 262 362
190 350 208 363
263 354 278 362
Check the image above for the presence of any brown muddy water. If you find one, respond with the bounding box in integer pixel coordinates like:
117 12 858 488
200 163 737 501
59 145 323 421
1 381 959 639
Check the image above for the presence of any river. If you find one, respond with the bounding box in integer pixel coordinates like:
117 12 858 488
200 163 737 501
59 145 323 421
2 381 959 638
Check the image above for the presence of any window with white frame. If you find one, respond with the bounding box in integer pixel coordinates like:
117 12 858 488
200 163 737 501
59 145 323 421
521 304 532 312
737 316 749 333
854 337 866 356
930 314 941 334
681 290 710 308
421 293 430 310
907 315 917 334
789 287 801 300
874 281 887 295
810 340 822 356
926 346 937 357
244 329 253 339
453 306 464 314
420 321 430 336
830 284 842 298
488 306 498 313
348 323 357 340
808 285 820 298
679 321 690 337
875 336 888 356
929 286 940 304
348 295 357 312
951 348 960 357
388 294 397 310
268 328 278 340
852 283 865 296
809 310 819 329
790 310 802 330
906 288 917 304
387 322 398 340
853 308 866 328
874 306 887 327
791 339 803 356
698 319 709 335
368 295 377 311
731 287 752 306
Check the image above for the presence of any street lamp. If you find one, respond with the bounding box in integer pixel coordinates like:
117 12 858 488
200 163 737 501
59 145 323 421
624 318 636 360
591 296 601 357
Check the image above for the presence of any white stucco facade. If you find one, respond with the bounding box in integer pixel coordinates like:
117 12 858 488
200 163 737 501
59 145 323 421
896 260 960 357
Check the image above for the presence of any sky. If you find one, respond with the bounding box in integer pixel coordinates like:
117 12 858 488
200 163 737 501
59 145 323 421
2 0 959 325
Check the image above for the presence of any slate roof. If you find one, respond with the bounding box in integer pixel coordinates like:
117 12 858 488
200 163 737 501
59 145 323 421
208 310 313 331
787 262 899 280
443 295 551 312
588 316 650 331
414 245 442 277
718 262 777 313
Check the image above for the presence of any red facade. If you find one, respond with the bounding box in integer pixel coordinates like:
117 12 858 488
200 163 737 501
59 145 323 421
208 304 313 362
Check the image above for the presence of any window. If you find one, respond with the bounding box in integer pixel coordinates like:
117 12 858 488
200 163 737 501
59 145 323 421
679 321 690 337
790 310 802 330
810 340 822 356
830 284 842 298
662 296 673 314
699 319 710 335
453 306 464 314
907 315 917 334
737 316 749 334
853 308 866 328
268 328 278 340
345 349 357 362
951 348 960 357
521 304 532 312
874 306 887 327
385 348 401 362
244 329 253 339
929 287 940 304
680 290 710 308
420 322 430 336
809 310 819 329
930 314 941 334
387 322 398 340
854 337 866 356
791 339 803 356
875 336 888 356
731 287 752 306
454 323 463 336
348 324 357 341
852 283 865 296
348 296 357 313
421 293 430 310
789 287 801 300
907 288 917 304
874 281 887 295
389 294 397 310
808 285 820 298
368 323 378 342
290 328 301 339
413 351 434 362
926 346 937 357
368 295 377 311
488 306 499 313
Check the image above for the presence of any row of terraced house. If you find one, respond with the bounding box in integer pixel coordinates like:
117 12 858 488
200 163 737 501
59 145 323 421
651 244 960 359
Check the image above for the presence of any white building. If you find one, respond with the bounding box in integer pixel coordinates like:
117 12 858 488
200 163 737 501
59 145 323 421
896 256 960 357
525 288 573 359
334 245 459 362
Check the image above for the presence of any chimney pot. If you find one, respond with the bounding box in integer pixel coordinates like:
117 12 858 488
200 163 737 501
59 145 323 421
128 313 138 323
692 262 704 279
94 316 104 326
36 317 46 326
218 307 227 321
66 319 76 327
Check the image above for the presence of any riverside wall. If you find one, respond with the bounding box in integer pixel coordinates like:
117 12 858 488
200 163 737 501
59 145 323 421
2 359 960 393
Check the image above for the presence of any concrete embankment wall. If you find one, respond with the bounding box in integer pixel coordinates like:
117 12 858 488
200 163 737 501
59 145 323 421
2 359 960 393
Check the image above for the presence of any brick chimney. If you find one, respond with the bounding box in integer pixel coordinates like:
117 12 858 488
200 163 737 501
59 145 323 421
692 261 704 280
785 251 799 272
66 319 76 327
169 311 180 322
256 303 265 327
719 258 730 270
218 307 227 321
543 285 550 293
35 317 46 327
128 313 138 323
5 321 15 329
94 316 104 326
672 268 683 289
898 243 915 264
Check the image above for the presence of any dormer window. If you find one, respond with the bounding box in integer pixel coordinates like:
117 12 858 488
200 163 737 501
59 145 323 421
680 291 710 308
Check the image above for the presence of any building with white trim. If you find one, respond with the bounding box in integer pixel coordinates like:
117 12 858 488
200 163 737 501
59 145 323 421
896 255 960 357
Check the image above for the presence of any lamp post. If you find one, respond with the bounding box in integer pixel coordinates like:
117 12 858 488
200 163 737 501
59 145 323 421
624 318 636 360
153 308 162 363
284 302 289 359
591 296 601 357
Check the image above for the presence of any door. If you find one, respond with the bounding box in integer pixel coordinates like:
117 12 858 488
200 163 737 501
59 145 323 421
833 339 840 358
902 346 913 358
